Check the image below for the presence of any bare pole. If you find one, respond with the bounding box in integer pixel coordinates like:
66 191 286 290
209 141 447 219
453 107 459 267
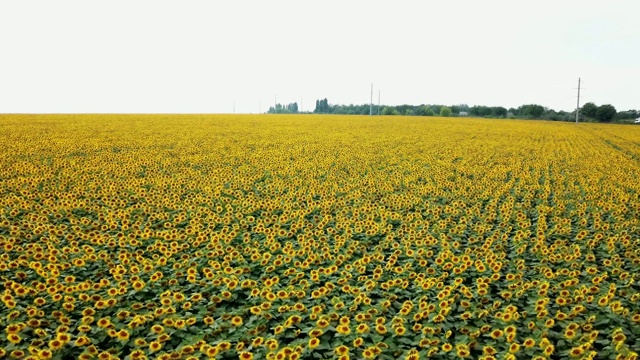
370 83 373 116
575 77 581 124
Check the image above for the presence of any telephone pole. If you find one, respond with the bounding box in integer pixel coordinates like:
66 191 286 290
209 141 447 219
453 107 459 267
370 83 374 116
575 78 581 124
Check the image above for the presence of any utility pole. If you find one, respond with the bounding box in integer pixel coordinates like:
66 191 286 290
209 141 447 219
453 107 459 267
575 78 581 124
378 90 381 115
370 83 373 116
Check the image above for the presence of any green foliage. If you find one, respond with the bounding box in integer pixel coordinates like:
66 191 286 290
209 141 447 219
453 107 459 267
306 98 633 123
581 102 597 118
439 106 452 117
518 104 545 119
314 99 330 114
381 107 394 116
268 102 299 114
596 104 617 123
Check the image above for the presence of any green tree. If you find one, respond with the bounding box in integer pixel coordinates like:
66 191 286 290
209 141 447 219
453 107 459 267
517 104 544 119
313 99 330 113
381 106 395 115
470 106 491 117
440 107 452 117
415 105 435 116
492 107 508 118
595 104 616 123
581 102 597 119
424 107 435 116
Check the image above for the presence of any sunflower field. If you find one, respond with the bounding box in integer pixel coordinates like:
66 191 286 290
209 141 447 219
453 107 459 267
1 114 640 360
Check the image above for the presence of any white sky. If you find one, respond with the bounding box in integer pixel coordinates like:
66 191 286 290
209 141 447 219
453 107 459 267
0 0 638 113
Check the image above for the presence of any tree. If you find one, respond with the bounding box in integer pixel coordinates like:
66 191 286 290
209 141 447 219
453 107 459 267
470 106 491 117
440 107 452 117
313 98 330 113
451 104 469 115
519 104 545 119
415 105 435 116
492 107 508 118
381 107 395 116
613 110 639 121
581 102 597 119
595 104 616 123
424 107 435 116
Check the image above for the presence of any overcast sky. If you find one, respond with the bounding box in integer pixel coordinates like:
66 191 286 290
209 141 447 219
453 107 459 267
1 1 638 113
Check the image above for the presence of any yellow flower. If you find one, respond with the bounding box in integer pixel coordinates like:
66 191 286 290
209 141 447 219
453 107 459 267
149 341 162 352
337 324 351 335
7 334 21 344
569 347 584 358
239 352 254 360
309 338 320 349
117 329 130 341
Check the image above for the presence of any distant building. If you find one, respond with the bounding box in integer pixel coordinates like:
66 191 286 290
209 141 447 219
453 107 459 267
459 112 469 117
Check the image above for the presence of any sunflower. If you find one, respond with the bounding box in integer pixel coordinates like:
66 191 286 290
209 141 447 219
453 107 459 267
394 326 407 336
363 348 375 359
457 348 470 357
49 339 64 350
265 339 279 351
597 296 609 307
308 338 320 349
337 324 351 335
612 332 626 343
317 319 330 328
251 337 264 347
483 346 497 355
149 341 162 352
151 325 165 334
569 347 584 358
75 336 91 346
7 334 21 344
543 345 555 356
206 346 219 357
239 352 254 360
270 323 286 335
353 337 364 348
117 329 130 341
38 350 53 359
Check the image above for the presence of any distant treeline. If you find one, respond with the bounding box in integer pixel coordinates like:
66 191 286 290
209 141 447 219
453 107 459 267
267 99 638 123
